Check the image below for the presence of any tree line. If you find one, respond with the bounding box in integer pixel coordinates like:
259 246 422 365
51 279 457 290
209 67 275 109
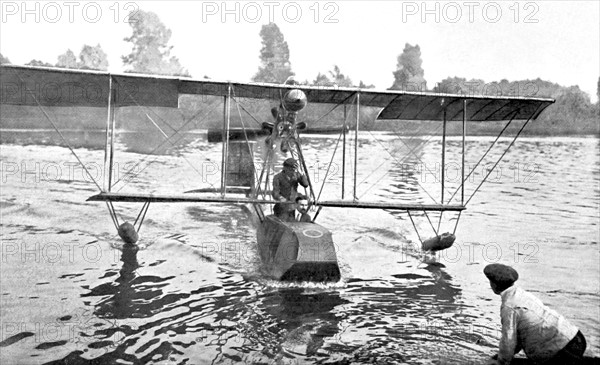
1 9 597 135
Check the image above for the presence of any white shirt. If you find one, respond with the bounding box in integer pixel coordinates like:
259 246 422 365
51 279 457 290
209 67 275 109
497 286 578 364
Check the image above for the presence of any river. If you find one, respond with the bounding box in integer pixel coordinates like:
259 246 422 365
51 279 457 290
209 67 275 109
1 130 598 364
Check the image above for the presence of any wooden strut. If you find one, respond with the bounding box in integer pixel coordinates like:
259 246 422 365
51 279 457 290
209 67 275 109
423 210 439 236
104 200 151 235
342 105 347 199
353 93 360 201
293 139 316 202
105 202 119 231
134 201 151 233
220 85 232 196
103 76 113 192
438 105 447 233
407 210 423 245
462 99 467 205
108 77 117 191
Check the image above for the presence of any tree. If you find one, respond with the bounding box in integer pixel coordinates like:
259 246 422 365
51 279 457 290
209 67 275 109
312 65 354 87
358 81 375 89
25 59 53 67
328 65 353 87
313 72 332 86
79 44 109 70
433 77 485 95
596 77 600 105
0 53 10 64
390 43 427 91
253 23 294 83
122 10 189 76
56 49 78 69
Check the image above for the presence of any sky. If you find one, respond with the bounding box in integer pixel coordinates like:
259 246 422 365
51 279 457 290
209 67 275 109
1 0 599 102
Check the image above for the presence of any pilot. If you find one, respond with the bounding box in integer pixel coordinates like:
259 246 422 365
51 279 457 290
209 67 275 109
484 263 586 365
272 158 309 204
294 195 312 222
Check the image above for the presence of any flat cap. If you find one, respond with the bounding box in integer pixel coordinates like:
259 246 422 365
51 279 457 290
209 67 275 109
283 158 298 168
484 264 519 286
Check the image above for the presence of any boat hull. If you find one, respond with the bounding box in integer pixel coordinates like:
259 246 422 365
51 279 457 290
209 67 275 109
257 216 340 282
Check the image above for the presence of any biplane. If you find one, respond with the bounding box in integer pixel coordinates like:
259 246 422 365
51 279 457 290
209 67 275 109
0 64 554 282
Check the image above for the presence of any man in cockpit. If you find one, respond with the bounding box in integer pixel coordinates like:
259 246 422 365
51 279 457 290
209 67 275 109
272 158 309 205
294 195 312 222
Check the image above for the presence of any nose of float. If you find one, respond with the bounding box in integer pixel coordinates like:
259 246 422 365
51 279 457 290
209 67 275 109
118 222 139 245
421 233 456 252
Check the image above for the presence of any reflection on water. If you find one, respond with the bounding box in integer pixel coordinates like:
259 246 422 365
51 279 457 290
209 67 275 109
0 129 107 150
0 132 598 364
0 130 210 155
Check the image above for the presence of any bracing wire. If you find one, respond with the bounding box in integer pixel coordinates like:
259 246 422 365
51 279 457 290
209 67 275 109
12 70 103 191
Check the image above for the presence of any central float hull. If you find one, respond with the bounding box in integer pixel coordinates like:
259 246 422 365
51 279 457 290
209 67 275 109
257 216 340 282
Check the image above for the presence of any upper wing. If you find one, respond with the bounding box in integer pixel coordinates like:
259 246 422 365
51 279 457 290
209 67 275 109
1 64 554 121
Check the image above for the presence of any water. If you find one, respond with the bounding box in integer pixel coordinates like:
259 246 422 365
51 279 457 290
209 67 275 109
1 130 598 364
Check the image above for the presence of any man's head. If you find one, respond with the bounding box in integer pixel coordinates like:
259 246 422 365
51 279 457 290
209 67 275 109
484 264 519 294
283 158 298 176
295 195 309 214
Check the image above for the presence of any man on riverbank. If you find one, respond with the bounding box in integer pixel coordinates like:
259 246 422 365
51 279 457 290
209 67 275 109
484 263 586 365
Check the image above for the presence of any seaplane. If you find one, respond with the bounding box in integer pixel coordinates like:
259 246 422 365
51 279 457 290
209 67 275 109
0 64 554 282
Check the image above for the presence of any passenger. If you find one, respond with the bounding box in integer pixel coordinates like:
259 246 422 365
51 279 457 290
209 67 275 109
272 158 308 203
294 195 312 222
484 263 586 365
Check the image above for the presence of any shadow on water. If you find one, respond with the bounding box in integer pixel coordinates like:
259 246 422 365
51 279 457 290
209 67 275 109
261 288 349 358
324 263 490 364
82 244 186 320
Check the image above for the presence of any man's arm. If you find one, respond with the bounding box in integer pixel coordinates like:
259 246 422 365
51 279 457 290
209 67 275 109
297 173 309 188
497 307 520 365
272 175 283 200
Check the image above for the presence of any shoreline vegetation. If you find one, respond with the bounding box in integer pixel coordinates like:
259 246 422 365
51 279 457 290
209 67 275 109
1 96 598 137
1 11 598 137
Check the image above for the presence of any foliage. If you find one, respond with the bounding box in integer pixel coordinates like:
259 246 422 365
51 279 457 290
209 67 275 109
79 44 109 70
596 77 600 105
0 53 10 64
25 59 53 67
390 43 426 91
56 49 79 69
358 81 375 89
312 65 353 87
429 76 598 135
252 23 294 83
432 77 486 94
313 72 331 86
122 10 189 76
54 45 109 70
328 65 353 87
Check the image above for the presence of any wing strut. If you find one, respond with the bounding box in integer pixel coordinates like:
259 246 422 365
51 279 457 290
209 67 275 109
461 99 467 204
107 76 117 191
465 104 543 206
220 84 232 196
441 101 447 204
342 105 347 199
103 76 113 192
353 93 360 201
